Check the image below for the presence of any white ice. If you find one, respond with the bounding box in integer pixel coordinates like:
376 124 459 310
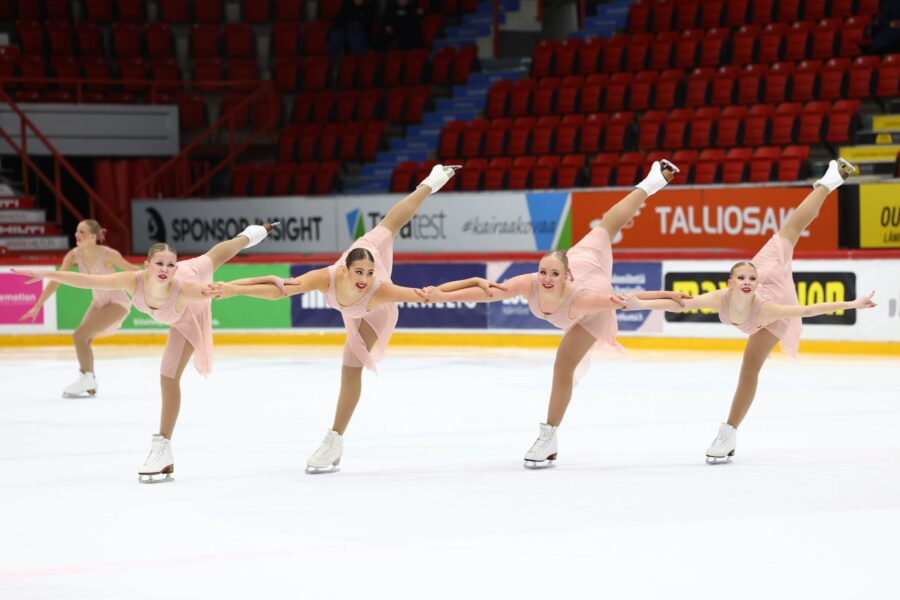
0 345 898 600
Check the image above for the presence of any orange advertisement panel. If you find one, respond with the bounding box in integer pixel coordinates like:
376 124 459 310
571 187 839 251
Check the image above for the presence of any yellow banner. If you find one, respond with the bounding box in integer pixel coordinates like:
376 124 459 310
839 144 900 163
872 115 900 132
860 183 900 248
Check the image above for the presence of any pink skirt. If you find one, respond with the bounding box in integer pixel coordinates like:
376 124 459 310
753 234 802 356
161 255 214 378
565 227 620 351
338 226 399 371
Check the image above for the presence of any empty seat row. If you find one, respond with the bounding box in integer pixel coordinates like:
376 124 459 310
491 56 897 118
627 0 876 33
277 122 387 162
291 86 430 125
439 113 637 158
637 101 859 150
337 46 477 89
532 18 870 78
232 161 341 197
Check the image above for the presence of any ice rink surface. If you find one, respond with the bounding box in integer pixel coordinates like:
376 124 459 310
0 344 898 600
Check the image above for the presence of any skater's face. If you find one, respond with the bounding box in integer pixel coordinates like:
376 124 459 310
74 222 97 246
145 250 178 283
728 265 758 296
346 259 375 292
537 256 567 292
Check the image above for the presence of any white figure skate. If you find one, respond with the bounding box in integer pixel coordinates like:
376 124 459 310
814 158 855 192
635 159 680 196
419 164 462 194
237 221 279 248
524 423 558 469
306 430 343 474
706 423 736 465
62 371 97 398
138 434 174 483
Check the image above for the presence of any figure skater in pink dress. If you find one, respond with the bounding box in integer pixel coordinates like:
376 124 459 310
206 165 502 473
622 159 876 464
422 160 689 468
19 219 140 398
14 223 276 482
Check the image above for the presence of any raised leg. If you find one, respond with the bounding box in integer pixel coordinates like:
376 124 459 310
725 329 779 428
72 304 129 373
204 237 251 271
777 185 830 247
599 188 650 239
331 320 378 434
378 185 432 239
159 337 195 440
546 325 597 427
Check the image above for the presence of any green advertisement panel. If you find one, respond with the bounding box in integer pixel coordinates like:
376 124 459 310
56 263 292 331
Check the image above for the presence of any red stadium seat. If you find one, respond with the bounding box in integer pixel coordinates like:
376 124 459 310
86 0 114 22
232 164 253 195
701 1 725 28
771 102 803 145
710 66 738 106
839 16 869 57
700 28 728 67
555 75 582 114
604 72 632 112
254 93 282 128
272 23 301 57
145 23 175 58
655 69 684 109
811 18 840 59
638 110 666 150
626 33 652 72
243 0 271 23
119 57 150 92
452 46 478 84
358 53 383 88
804 0 827 21
778 0 801 22
763 62 791 103
628 2 650 33
403 48 429 86
421 14 446 47
749 146 779 182
602 35 627 73
555 39 580 77
689 107 719 149
674 29 702 69
721 148 751 183
531 115 559 155
731 25 759 66
303 21 331 55
629 70 656 111
677 1 701 30
507 117 535 156
311 90 336 122
221 93 251 128
829 0 853 19
684 67 714 107
557 154 585 188
738 63 768 105
191 25 221 59
532 77 559 115
820 57 849 100
847 55 877 99
116 0 144 22
225 23 254 58
579 73 608 113
716 105 746 148
798 101 828 146
825 99 860 144
46 21 74 57
508 78 536 117
111 23 141 58
229 58 258 90
486 80 512 117
589 153 618 187
649 31 677 70
784 21 813 61
300 56 329 91
275 0 304 21
290 93 313 123
726 0 751 27
579 113 609 154
16 21 46 56
150 57 181 91
750 0 775 24
694 148 725 183
604 111 634 152
531 39 557 78
461 118 489 158
743 104 774 147
195 0 223 23
614 152 645 186
578 37 604 75
160 0 190 22
51 57 79 87
791 60 822 102
778 145 809 181
876 54 900 98
555 114 584 155
192 57 224 90
651 2 675 32
75 22 104 57
758 23 785 64
662 109 692 149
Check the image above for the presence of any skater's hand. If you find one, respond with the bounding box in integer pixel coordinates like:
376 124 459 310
18 305 41 322
420 286 446 302
609 294 628 309
620 293 644 310
656 290 692 307
260 275 287 295
852 290 876 310
474 277 506 297
202 282 232 299
413 288 430 303
10 268 48 284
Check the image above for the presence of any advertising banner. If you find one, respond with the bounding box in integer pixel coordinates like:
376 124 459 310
571 188 839 251
0 266 57 333
290 264 343 328
336 192 571 253
131 197 338 255
392 263 488 328
486 262 556 330
859 183 900 248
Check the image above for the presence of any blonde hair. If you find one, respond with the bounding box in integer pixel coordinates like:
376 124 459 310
81 219 107 243
541 250 574 281
147 243 177 261
729 261 757 277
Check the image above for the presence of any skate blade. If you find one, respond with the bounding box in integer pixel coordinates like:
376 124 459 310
62 390 97 398
138 473 174 483
523 459 556 470
705 453 734 465
305 465 340 475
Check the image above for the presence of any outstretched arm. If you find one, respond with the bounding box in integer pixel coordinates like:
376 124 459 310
422 274 531 304
13 267 137 295
107 249 142 272
759 291 876 323
18 251 76 322
623 290 723 313
205 268 330 300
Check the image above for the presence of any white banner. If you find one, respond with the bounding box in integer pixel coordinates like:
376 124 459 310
131 197 339 254
335 191 569 252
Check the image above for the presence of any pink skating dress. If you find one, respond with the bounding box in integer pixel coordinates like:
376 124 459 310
527 227 621 351
74 246 131 338
718 234 802 356
132 255 214 378
324 226 399 372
